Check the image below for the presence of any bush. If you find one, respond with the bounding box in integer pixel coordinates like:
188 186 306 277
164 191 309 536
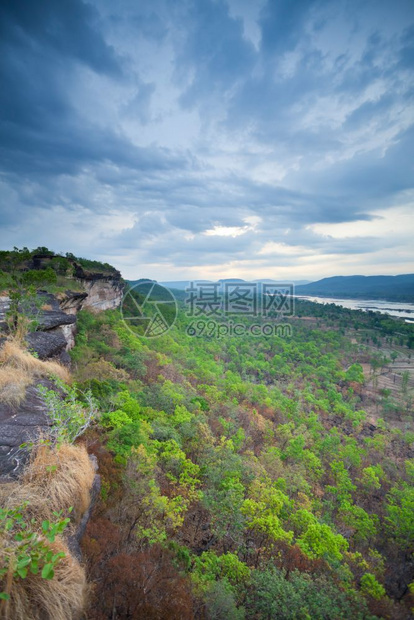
0 504 69 599
37 380 98 445
360 573 386 600
247 568 372 619
0 443 93 620
86 546 194 619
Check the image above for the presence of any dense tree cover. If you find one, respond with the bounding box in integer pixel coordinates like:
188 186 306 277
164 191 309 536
69 298 414 619
0 246 117 288
295 299 414 348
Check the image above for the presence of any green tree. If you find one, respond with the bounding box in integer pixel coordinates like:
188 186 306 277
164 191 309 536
241 479 293 544
385 483 414 548
247 568 372 619
360 573 386 600
293 510 348 562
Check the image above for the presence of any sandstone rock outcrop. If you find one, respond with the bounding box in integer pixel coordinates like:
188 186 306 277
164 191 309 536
0 258 124 477
0 261 124 359
82 278 123 311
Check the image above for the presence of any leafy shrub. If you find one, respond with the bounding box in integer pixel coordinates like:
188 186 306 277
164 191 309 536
107 420 152 460
247 568 373 619
0 503 70 601
360 573 386 600
385 483 414 548
37 380 98 445
102 409 132 429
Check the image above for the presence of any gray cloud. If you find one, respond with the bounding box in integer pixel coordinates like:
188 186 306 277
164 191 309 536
0 0 413 280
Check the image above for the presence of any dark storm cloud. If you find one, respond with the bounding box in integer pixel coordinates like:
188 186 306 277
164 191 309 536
0 0 121 76
174 0 256 108
0 0 413 279
304 125 414 200
0 0 186 177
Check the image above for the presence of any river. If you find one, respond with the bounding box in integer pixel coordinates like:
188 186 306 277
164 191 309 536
295 295 414 321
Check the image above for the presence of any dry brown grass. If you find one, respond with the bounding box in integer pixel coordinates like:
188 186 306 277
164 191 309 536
0 443 94 619
0 340 71 405
12 315 32 343
1 537 87 620
0 366 31 407
3 443 95 525
0 340 71 383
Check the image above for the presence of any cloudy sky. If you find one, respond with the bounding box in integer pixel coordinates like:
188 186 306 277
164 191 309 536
0 0 413 281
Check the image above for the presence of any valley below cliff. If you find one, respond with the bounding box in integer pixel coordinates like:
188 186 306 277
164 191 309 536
0 248 413 620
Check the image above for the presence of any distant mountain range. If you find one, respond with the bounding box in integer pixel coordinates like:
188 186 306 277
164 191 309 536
127 275 414 302
156 279 311 290
295 274 414 302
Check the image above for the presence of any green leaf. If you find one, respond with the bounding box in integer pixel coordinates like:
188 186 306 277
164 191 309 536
30 560 39 575
41 564 54 580
17 557 31 569
0 592 10 600
16 567 28 579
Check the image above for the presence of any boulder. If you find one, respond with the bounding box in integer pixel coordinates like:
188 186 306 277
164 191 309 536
26 330 68 359
32 292 77 330
59 290 88 315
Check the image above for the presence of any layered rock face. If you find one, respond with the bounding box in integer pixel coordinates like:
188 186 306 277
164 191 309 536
27 251 124 314
0 264 124 478
0 380 54 477
26 292 78 363
0 296 10 332
70 257 124 311
81 278 123 311
0 260 124 359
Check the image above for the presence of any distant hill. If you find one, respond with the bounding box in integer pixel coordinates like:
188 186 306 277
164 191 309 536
157 280 210 291
257 279 311 285
128 278 156 287
295 274 414 302
158 279 311 291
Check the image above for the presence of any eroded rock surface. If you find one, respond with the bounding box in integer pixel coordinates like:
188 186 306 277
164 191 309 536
0 381 53 477
26 330 68 360
35 292 77 330
82 278 123 311
0 296 10 331
0 258 124 476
